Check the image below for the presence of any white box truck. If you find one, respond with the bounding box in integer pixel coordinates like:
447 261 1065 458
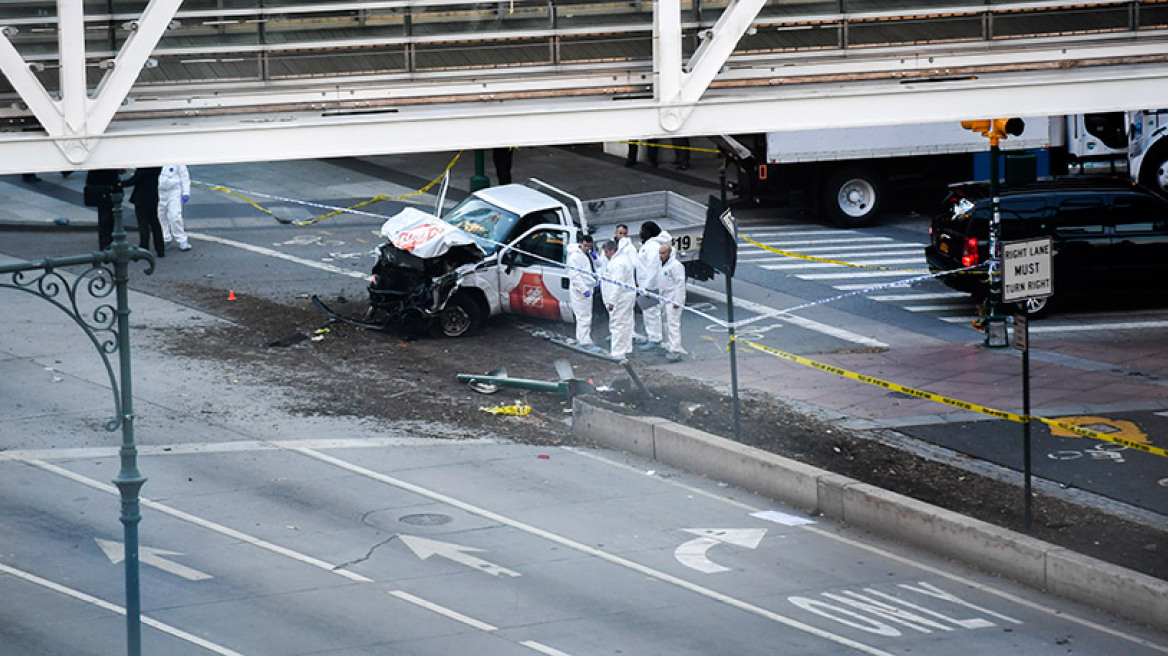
715 113 1136 226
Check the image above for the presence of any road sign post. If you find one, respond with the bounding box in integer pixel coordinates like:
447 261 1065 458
1003 237 1051 532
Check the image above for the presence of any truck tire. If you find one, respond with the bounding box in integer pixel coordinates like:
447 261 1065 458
438 293 484 338
823 167 883 226
1137 141 1168 196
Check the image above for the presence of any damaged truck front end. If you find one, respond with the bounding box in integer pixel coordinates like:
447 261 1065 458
365 206 488 337
368 237 484 337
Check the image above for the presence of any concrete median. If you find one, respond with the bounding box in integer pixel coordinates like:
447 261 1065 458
571 398 1168 633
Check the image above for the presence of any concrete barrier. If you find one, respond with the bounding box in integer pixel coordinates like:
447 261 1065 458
571 398 1168 633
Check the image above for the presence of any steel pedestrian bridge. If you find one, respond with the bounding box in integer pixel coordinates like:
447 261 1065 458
1 0 1167 173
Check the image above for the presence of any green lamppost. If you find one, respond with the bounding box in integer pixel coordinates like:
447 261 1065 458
470 149 491 191
0 190 154 656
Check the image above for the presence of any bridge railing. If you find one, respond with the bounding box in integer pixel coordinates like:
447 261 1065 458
1 1 1165 121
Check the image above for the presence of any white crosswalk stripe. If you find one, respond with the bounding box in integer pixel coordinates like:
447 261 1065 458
764 257 922 271
738 230 973 321
736 227 1168 333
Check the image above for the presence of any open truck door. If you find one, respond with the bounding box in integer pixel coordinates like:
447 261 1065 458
496 225 575 322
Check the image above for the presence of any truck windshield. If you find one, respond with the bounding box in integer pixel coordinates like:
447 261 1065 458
442 197 519 254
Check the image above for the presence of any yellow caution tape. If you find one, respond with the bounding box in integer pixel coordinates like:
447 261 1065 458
196 151 463 226
479 404 532 417
732 336 1168 459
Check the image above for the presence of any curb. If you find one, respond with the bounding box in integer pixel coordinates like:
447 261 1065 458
571 398 1168 633
0 220 102 233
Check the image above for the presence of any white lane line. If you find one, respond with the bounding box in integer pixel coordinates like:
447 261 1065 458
868 292 968 301
521 640 575 656
763 257 923 271
688 286 887 348
903 304 972 312
0 562 247 656
741 243 921 257
1030 320 1168 333
567 448 1168 655
1 436 500 462
389 590 498 632
743 229 863 238
742 249 923 264
187 232 368 279
833 282 924 291
798 270 926 280
12 457 373 583
293 447 896 656
742 237 893 247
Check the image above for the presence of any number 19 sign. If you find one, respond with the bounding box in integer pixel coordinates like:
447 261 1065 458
1002 237 1053 304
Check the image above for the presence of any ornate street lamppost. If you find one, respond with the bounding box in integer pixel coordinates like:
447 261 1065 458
0 191 154 656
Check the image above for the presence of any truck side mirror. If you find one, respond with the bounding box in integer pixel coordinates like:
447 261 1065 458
501 249 518 273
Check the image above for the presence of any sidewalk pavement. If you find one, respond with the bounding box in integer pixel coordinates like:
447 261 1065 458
664 335 1168 431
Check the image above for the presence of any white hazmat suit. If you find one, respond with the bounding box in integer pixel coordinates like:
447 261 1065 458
601 240 637 359
636 229 672 345
158 164 191 250
658 251 687 358
566 243 598 347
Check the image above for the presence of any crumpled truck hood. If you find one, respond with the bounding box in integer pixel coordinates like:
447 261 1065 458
379 207 486 260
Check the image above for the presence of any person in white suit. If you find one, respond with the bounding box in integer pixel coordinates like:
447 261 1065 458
635 221 672 349
567 234 600 351
158 164 192 251
600 238 636 360
657 243 688 362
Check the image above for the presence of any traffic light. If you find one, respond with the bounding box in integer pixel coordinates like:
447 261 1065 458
961 117 1025 145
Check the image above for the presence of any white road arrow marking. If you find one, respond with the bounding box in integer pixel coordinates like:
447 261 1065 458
95 538 213 581
399 534 521 578
675 528 767 574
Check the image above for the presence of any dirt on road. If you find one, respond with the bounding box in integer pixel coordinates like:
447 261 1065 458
166 284 1167 582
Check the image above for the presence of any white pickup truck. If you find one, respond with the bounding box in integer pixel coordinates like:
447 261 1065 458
362 179 708 337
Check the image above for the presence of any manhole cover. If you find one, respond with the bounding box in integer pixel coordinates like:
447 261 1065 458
399 513 453 526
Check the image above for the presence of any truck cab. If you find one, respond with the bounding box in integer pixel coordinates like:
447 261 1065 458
369 183 583 337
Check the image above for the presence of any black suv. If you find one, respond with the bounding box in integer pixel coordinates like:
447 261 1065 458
925 178 1168 315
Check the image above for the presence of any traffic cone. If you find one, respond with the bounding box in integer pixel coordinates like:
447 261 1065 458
228 290 237 301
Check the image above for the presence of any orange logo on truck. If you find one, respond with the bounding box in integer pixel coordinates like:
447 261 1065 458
509 272 561 320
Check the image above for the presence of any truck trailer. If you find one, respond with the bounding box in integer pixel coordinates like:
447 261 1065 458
716 112 1140 226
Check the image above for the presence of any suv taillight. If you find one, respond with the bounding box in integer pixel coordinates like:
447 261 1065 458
961 238 979 267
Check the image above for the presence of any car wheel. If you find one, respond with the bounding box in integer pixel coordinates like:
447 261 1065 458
823 167 884 226
1016 296 1050 317
438 293 484 338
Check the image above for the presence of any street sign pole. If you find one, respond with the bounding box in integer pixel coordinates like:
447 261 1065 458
1003 236 1049 533
1015 312 1033 530
985 142 1007 347
720 165 742 442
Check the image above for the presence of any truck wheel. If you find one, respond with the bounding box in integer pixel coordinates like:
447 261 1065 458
1017 296 1050 317
823 167 883 226
1138 142 1168 196
438 294 484 338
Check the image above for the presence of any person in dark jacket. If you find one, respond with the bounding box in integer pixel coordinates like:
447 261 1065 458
121 167 164 257
84 169 122 250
